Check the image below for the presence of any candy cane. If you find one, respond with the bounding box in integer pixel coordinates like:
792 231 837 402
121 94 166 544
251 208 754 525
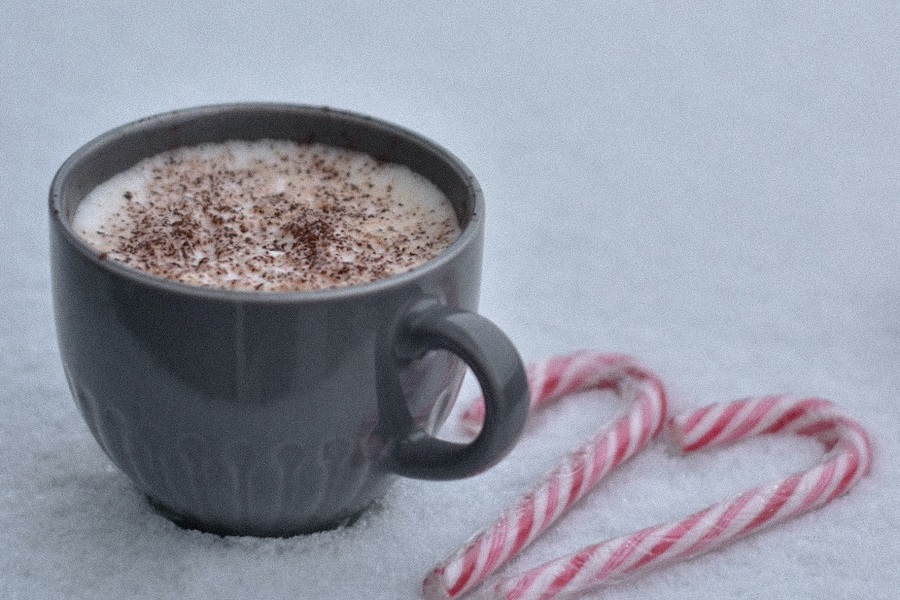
490 395 874 600
423 351 669 600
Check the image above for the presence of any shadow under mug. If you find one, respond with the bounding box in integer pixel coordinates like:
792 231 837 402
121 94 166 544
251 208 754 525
49 103 530 537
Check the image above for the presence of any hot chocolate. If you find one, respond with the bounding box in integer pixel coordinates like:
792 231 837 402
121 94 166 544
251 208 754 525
72 140 461 291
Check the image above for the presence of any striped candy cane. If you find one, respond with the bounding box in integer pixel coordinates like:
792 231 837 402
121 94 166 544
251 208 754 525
491 395 874 600
423 351 875 600
423 351 669 600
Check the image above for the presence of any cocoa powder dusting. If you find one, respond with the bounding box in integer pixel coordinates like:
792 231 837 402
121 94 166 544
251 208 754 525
74 141 461 291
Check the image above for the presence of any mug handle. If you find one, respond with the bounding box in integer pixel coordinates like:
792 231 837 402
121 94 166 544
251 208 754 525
380 299 530 480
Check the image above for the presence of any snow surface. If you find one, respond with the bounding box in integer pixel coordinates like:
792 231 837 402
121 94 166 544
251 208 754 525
2 2 899 599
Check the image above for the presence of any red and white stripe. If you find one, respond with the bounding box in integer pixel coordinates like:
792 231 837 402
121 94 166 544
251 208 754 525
491 395 874 600
422 352 874 600
423 351 669 600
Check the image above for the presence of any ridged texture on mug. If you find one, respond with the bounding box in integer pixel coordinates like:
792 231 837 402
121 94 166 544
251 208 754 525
67 368 381 536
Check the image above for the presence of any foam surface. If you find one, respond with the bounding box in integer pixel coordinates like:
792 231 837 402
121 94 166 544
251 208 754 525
74 141 460 291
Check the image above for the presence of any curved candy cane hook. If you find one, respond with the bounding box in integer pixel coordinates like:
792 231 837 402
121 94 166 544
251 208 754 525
492 395 874 600
423 351 669 599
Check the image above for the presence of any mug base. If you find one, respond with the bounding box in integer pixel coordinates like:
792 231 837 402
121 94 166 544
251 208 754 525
146 495 366 538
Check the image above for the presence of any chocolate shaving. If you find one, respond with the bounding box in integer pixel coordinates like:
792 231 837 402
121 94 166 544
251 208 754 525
75 142 461 292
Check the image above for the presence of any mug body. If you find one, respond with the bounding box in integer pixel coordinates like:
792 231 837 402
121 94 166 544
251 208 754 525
50 104 485 536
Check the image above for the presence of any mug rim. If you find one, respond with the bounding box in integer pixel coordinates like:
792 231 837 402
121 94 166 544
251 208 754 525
49 102 484 304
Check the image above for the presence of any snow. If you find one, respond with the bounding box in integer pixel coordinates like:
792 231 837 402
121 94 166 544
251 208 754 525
2 2 898 599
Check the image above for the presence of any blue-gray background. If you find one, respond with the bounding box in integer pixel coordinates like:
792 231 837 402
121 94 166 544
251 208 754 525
2 2 898 598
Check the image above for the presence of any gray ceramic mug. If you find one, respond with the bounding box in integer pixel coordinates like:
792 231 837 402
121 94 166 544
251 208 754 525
50 103 530 537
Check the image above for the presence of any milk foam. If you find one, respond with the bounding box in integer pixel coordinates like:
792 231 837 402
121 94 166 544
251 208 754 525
73 140 462 291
